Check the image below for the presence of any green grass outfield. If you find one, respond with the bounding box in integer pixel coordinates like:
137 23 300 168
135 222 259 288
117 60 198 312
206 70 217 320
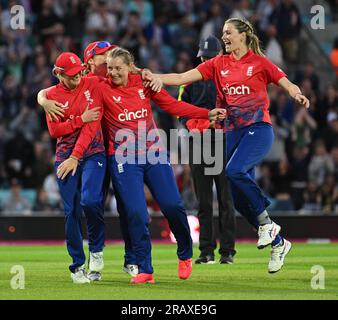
0 243 337 300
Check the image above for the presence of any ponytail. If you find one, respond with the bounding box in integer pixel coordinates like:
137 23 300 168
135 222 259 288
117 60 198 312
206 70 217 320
248 33 265 57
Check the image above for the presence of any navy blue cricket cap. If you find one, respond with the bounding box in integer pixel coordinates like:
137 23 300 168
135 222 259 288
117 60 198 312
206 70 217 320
197 35 222 58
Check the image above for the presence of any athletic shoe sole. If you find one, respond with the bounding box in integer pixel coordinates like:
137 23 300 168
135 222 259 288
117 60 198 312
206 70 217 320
268 242 292 274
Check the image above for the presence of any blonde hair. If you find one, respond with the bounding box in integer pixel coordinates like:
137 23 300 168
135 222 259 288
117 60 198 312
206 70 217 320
225 18 265 56
107 47 135 65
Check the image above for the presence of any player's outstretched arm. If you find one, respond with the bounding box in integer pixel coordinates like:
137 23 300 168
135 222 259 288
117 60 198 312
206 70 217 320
142 68 203 89
278 77 310 109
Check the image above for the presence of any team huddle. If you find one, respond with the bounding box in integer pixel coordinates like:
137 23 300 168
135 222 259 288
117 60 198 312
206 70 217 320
37 18 309 285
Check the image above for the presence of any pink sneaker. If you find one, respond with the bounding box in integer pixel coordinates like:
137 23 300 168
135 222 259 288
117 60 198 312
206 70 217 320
130 273 155 284
178 258 192 280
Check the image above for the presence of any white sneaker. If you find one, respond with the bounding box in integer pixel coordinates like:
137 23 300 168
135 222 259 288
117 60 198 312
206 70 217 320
268 239 292 273
87 271 102 281
257 222 281 249
89 252 104 272
123 264 139 277
71 265 90 284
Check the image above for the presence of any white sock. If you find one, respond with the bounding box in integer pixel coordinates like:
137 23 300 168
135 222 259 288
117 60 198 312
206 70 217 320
257 210 272 225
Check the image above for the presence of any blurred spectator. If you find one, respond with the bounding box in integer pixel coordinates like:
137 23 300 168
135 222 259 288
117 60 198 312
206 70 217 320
34 0 65 46
308 140 334 186
179 164 196 202
328 0 338 21
172 14 198 58
264 25 284 68
1 178 32 215
270 160 294 211
0 163 8 188
331 146 338 181
25 51 52 99
269 91 294 125
302 182 322 213
294 62 320 93
330 37 338 76
4 131 35 187
32 141 53 189
181 179 198 212
291 104 317 148
118 10 147 63
322 111 338 151
0 123 8 163
265 114 289 163
85 0 117 43
33 187 58 213
42 173 61 209
269 0 301 64
59 0 88 46
230 0 253 20
9 105 41 142
334 186 338 214
289 145 310 210
316 84 338 131
143 14 174 70
200 2 231 40
126 0 154 27
256 0 278 34
257 162 274 196
1 73 21 120
320 174 336 214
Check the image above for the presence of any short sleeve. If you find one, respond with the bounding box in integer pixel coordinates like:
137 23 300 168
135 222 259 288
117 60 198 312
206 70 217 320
262 58 287 85
196 57 218 81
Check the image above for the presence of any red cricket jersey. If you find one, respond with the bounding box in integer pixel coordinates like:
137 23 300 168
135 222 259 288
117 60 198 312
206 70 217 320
46 77 105 161
197 50 286 131
97 74 210 156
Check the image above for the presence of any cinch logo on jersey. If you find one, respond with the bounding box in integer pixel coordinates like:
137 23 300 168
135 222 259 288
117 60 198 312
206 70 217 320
118 108 148 122
222 84 250 95
84 90 93 104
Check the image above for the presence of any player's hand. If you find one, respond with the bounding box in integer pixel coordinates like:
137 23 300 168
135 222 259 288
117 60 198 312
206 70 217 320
141 69 154 82
208 108 226 121
142 69 162 92
57 157 78 180
147 76 163 92
294 93 310 109
209 120 216 129
81 104 101 123
43 100 65 121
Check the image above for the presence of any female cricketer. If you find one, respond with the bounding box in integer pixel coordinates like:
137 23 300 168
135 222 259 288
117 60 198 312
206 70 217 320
144 18 310 273
44 52 106 283
96 47 225 284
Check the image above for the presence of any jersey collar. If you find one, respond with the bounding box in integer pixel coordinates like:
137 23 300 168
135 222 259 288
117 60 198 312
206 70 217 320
229 49 254 62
